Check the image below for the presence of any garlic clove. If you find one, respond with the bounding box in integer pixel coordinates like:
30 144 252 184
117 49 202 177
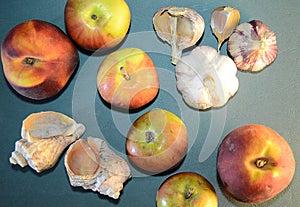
210 6 240 52
153 6 205 65
228 20 278 72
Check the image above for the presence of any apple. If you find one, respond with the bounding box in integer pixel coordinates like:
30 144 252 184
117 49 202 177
156 172 218 207
1 19 79 100
64 0 131 51
97 47 159 109
217 124 295 204
126 109 188 174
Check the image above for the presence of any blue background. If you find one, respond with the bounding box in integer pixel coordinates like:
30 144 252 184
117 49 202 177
1 0 299 206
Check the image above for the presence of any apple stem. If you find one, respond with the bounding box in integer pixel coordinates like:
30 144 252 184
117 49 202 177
255 158 268 168
91 14 98 20
120 66 131 80
23 57 36 66
185 187 195 199
145 131 155 143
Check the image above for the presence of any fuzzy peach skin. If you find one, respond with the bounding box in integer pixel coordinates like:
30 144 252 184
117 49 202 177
217 124 295 204
1 19 79 100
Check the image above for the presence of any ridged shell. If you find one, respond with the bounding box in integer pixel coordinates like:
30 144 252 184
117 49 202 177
64 137 131 199
9 111 85 173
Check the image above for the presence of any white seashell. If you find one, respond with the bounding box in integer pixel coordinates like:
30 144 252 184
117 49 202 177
9 111 85 173
64 137 131 199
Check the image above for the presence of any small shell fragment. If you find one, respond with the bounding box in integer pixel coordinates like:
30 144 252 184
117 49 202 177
228 20 278 72
9 111 85 173
64 137 131 199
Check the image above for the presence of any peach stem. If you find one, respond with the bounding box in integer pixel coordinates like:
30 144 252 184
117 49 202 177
255 158 268 168
23 57 36 66
120 66 130 80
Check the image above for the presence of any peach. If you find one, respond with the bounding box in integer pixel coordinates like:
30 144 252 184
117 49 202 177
1 19 79 100
217 124 295 204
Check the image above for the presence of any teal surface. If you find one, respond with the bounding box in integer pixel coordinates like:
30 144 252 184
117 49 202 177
1 0 299 206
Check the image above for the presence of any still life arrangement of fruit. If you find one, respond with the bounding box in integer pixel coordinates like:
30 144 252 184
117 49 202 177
1 0 297 206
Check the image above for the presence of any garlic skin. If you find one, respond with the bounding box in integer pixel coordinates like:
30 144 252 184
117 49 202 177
176 46 239 110
228 20 278 72
210 6 240 52
153 6 205 65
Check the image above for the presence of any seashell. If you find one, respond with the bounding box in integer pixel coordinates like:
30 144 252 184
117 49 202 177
9 111 85 173
64 137 131 199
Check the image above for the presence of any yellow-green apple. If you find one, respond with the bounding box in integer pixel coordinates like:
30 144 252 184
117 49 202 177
1 19 79 100
156 172 218 207
217 124 295 204
126 109 188 174
97 47 159 109
64 0 131 51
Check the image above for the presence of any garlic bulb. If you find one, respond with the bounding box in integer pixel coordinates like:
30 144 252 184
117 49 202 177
228 20 278 72
176 46 239 110
210 6 240 52
153 6 205 65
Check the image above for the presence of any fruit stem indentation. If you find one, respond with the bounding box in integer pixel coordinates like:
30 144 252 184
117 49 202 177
91 14 98 20
23 57 36 66
120 66 131 80
185 187 195 199
255 158 268 168
145 131 155 143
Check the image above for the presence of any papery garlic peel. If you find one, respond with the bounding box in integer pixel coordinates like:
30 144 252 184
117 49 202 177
153 6 205 65
176 46 239 110
228 20 278 72
210 6 240 52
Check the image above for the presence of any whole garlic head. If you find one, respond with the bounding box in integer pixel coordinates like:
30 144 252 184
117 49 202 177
153 6 205 65
176 46 239 110
228 20 278 72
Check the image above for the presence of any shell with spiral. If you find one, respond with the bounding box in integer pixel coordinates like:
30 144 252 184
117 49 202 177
9 111 85 173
